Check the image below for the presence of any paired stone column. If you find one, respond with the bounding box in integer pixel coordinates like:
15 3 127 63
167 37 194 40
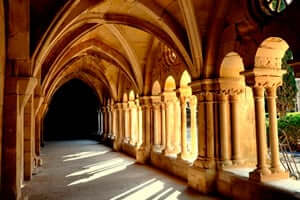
242 66 288 181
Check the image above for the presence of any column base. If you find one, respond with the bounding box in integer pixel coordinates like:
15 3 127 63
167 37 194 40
249 168 289 182
216 160 232 169
188 166 217 194
136 146 150 164
193 157 216 169
123 138 130 144
152 145 163 153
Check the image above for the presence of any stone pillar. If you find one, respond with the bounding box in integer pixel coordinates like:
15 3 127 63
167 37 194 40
249 87 271 180
136 98 143 148
230 94 242 165
108 104 113 139
24 95 34 181
218 93 231 167
164 98 175 156
116 103 123 151
266 87 283 173
101 107 107 141
35 115 41 157
188 80 218 194
180 97 188 159
174 99 181 154
205 92 215 168
151 96 162 152
129 100 137 146
123 103 130 143
190 95 198 160
136 97 151 164
161 103 166 150
196 93 206 164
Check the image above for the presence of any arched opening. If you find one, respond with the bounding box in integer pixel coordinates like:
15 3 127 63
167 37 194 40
43 79 100 141
179 71 197 161
164 76 176 92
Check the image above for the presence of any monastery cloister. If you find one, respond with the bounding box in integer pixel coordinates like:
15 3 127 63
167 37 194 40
1 0 300 199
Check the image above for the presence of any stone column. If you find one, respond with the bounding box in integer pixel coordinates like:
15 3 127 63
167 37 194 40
266 87 281 173
136 97 151 164
136 98 143 148
218 93 231 167
180 97 188 159
249 87 271 180
195 93 206 165
205 92 215 168
129 101 137 146
151 96 162 152
190 95 198 160
164 99 175 156
230 94 242 165
101 107 107 141
123 103 130 143
174 99 181 154
108 104 113 138
161 103 166 150
116 103 123 150
112 105 117 140
24 95 34 181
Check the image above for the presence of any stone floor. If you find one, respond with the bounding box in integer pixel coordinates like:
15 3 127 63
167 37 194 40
22 140 222 200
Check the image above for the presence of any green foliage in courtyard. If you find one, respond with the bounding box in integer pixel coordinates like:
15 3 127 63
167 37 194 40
276 50 298 116
276 112 300 150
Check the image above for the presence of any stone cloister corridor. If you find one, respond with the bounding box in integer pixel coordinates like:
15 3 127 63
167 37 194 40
2 0 300 199
23 140 221 200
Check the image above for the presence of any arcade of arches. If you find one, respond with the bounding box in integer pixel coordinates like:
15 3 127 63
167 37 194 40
1 0 300 199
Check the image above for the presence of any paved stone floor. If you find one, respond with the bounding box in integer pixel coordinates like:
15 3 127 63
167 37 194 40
23 140 222 200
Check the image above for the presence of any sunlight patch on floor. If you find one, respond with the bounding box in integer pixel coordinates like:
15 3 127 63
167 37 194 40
63 151 110 161
67 158 135 186
110 179 182 200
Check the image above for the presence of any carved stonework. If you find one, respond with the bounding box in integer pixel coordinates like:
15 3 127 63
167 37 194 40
255 56 282 69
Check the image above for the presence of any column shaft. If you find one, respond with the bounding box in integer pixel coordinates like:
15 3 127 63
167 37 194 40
252 87 270 176
218 94 231 165
266 87 281 172
231 95 242 164
180 99 188 159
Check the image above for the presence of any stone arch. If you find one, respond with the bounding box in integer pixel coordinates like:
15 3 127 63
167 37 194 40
129 90 135 101
152 81 162 96
255 37 289 69
219 52 245 78
180 70 192 88
164 76 176 92
123 93 128 103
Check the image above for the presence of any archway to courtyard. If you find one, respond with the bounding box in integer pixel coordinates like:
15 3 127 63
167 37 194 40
43 79 101 141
